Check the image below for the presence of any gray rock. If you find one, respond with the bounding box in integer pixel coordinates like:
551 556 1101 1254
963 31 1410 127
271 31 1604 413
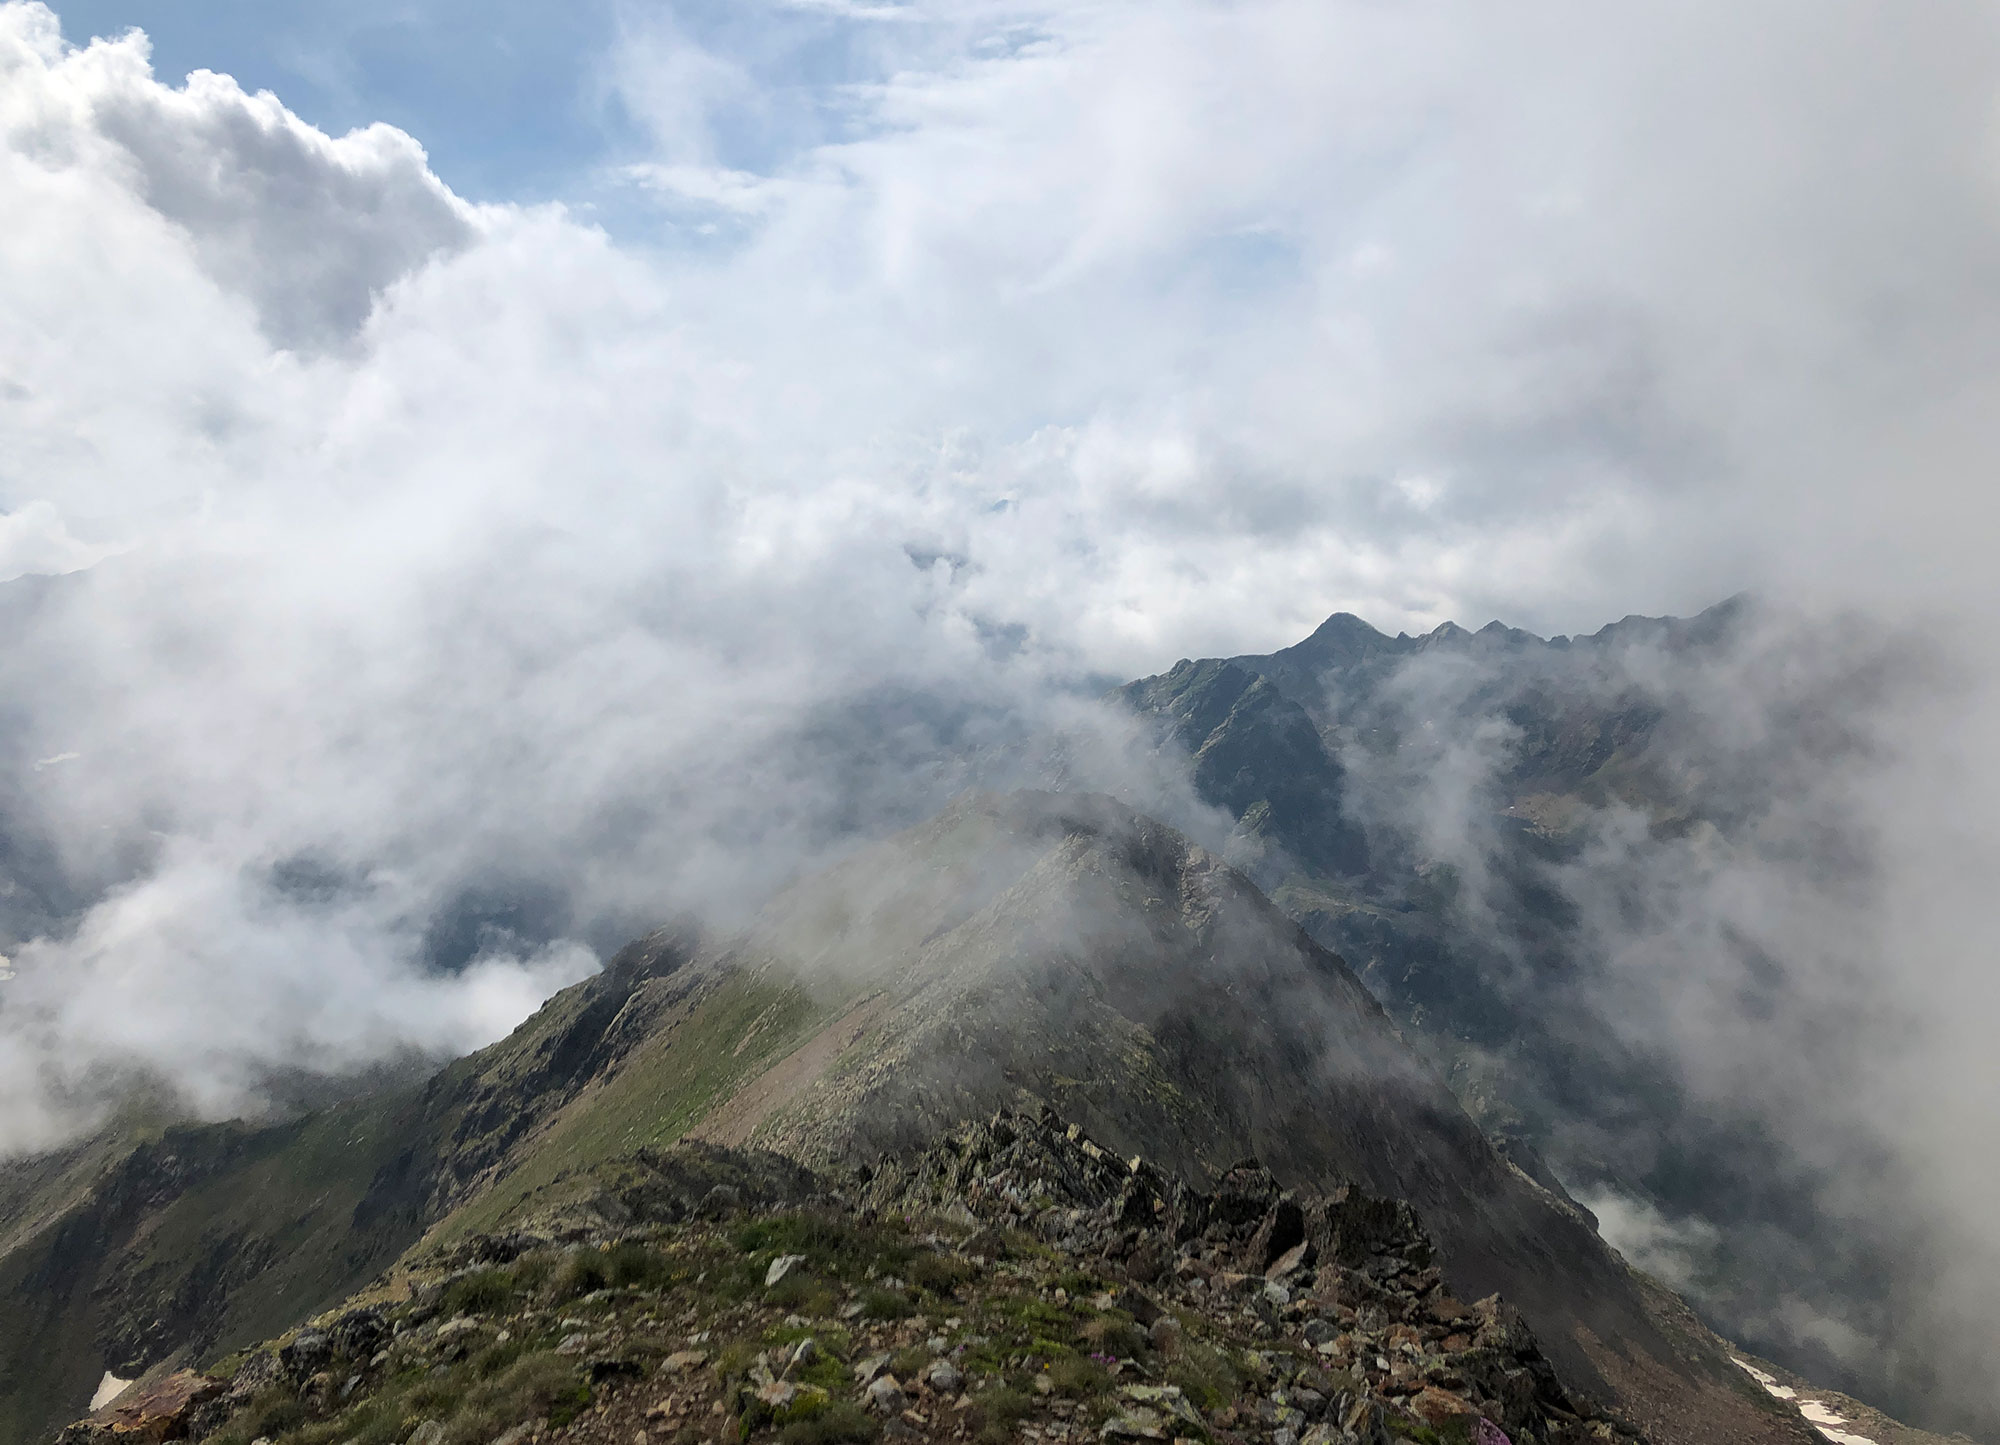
765 1254 808 1288
405 1424 445 1445
280 1332 333 1382
1303 1318 1341 1347
925 1359 963 1394
1098 1408 1168 1440
864 1375 906 1414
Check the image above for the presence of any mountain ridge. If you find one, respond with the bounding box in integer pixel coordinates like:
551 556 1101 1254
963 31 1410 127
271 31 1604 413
0 789 1811 1445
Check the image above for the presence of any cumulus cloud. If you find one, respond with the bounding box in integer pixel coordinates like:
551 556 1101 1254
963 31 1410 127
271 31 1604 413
0 9 473 352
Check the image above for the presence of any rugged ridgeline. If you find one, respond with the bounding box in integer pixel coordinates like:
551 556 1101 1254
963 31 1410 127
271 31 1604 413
1108 604 1743 1175
1110 602 1928 1420
4 793 1805 1444
57 1110 1667 1445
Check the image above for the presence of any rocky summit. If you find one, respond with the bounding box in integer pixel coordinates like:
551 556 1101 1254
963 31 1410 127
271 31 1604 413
55 1110 1652 1445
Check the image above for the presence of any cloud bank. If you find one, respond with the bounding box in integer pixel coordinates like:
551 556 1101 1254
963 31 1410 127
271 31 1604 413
3 0 2000 1425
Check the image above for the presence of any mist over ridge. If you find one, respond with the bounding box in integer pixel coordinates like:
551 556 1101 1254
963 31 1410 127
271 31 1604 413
4 0 2000 1439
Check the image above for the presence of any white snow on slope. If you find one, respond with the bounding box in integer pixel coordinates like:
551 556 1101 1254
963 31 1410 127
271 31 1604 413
1734 1357 1880 1445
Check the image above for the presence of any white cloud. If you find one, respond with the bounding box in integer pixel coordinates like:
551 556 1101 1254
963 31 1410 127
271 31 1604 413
0 9 473 353
1577 1188 1722 1294
2 1 2000 1420
0 500 110 581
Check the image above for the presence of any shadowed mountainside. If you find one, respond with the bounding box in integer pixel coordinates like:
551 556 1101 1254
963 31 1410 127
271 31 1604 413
1110 599 1938 1432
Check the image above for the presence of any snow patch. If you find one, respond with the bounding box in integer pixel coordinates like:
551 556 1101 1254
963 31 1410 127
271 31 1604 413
89 1371 133 1410
1732 1358 1878 1445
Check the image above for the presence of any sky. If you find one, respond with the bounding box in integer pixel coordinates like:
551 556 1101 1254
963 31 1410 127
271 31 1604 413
4 0 2000 1419
38 0 635 201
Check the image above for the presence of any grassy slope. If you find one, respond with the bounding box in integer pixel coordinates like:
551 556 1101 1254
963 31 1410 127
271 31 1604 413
0 1098 425 1445
0 949 869 1441
429 969 839 1243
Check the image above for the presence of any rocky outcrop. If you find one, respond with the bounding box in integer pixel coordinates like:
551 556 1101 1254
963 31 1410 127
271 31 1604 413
870 1108 1639 1445
55 1372 223 1444
62 1117 1646 1445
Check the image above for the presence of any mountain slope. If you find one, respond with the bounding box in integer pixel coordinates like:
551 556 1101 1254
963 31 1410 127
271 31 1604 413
1110 600 1939 1432
0 792 1796 1444
62 1110 1672 1445
646 792 1791 1445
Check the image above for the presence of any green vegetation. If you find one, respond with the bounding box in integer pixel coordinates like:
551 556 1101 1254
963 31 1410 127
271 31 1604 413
1385 1414 1478 1445
776 1401 878 1445
440 1267 516 1315
205 1348 590 1445
1048 1354 1109 1398
1167 1338 1248 1412
967 1385 1032 1445
437 972 839 1240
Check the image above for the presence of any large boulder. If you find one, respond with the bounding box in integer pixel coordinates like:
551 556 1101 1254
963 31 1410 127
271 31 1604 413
57 1371 224 1444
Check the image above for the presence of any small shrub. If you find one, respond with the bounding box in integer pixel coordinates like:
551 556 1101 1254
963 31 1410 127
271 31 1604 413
1052 1271 1110 1297
442 1267 517 1316
446 1352 588 1445
734 1214 858 1261
1385 1418 1443 1445
858 1288 910 1320
968 1386 1032 1445
512 1248 560 1292
714 1340 760 1383
906 1252 972 1298
337 1404 411 1445
790 1353 851 1394
778 1402 879 1445
774 1391 834 1427
245 1389 308 1439
1166 1340 1242 1413
470 1337 527 1379
1049 1355 1109 1398
546 1248 611 1302
766 1272 830 1312
1079 1315 1147 1359
996 1295 1069 1334
407 1374 468 1414
608 1241 673 1289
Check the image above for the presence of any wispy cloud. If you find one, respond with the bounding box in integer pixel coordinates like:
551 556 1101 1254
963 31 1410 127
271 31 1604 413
2 5 2000 1425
